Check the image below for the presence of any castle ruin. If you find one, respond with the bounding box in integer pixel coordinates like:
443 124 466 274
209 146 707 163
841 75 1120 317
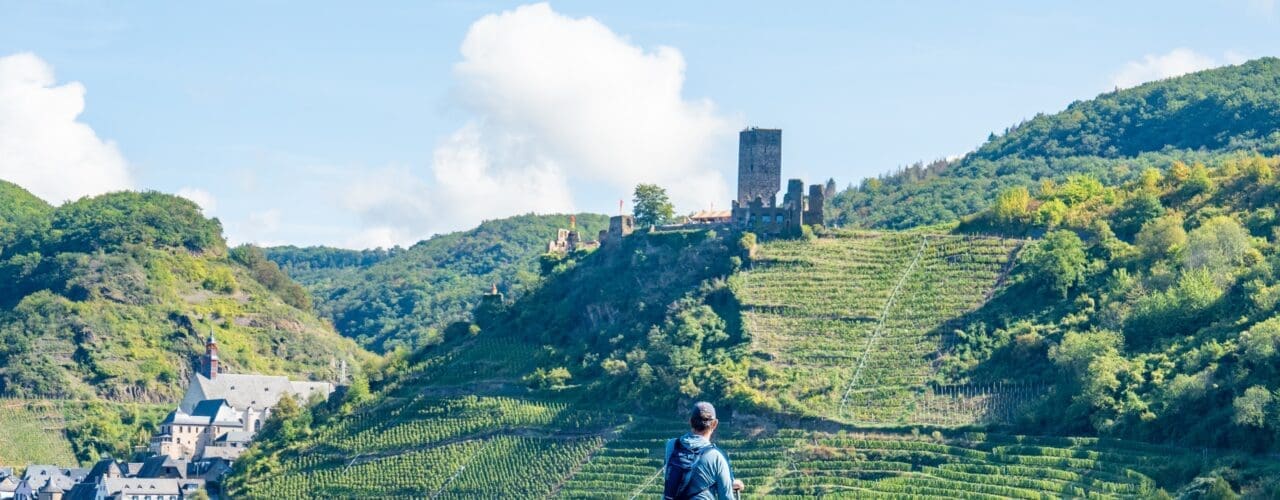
546 127 822 246
547 215 600 253
730 128 824 235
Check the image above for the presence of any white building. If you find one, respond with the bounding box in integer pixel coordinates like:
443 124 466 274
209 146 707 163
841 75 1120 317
148 333 334 460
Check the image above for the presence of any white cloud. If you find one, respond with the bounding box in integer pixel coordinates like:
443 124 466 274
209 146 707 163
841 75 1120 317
0 52 132 203
344 3 734 248
225 208 285 247
176 187 217 214
249 209 281 232
1110 48 1242 90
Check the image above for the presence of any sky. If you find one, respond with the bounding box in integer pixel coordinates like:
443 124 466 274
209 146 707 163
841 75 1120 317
1 1 1277 249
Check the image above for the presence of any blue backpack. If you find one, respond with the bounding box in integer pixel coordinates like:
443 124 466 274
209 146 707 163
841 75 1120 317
662 439 718 500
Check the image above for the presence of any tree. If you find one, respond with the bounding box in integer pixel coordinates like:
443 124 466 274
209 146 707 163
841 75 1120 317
1233 385 1275 428
1113 193 1164 240
1036 199 1068 228
993 186 1032 224
633 184 675 227
1244 154 1274 182
1240 316 1280 366
1136 214 1187 260
1183 216 1252 280
1049 329 1123 376
1020 230 1087 297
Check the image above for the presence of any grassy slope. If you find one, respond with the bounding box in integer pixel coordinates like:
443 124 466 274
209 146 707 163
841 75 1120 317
267 213 609 352
0 400 77 467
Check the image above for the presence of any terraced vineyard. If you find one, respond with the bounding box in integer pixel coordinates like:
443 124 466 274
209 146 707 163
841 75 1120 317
736 232 1025 424
0 400 78 467
558 423 795 499
241 394 1195 499
554 422 1194 499
237 394 627 498
767 431 1191 498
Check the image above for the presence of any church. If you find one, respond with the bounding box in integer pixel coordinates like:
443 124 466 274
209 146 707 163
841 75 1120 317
148 333 334 461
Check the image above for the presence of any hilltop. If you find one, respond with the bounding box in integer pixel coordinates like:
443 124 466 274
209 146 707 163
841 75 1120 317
0 181 370 462
829 57 1280 230
267 213 608 351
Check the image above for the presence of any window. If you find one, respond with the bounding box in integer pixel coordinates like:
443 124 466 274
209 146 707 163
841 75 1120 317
775 215 784 222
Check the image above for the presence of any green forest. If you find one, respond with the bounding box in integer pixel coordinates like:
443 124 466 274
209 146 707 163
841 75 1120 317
265 213 608 352
827 57 1280 231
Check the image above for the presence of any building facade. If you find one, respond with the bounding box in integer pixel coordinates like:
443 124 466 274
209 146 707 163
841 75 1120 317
148 333 334 461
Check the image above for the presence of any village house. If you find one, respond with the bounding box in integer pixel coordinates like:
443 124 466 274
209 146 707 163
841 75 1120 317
148 333 333 461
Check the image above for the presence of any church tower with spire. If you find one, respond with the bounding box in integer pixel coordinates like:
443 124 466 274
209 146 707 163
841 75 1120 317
201 331 219 379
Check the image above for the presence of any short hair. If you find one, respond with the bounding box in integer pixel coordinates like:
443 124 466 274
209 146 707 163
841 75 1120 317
690 402 717 432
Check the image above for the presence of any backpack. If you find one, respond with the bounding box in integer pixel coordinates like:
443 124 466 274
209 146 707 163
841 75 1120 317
662 439 718 500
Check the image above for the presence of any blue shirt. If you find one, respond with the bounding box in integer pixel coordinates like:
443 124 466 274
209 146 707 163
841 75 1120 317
663 432 735 500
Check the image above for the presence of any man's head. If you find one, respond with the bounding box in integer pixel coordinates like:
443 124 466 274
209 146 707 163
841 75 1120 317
689 401 718 435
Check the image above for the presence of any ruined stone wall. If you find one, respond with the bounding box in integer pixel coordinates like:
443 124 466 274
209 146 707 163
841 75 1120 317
600 215 635 245
737 128 782 206
805 184 825 227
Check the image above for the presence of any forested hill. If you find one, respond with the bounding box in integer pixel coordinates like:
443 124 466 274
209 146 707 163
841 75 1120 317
0 181 369 403
266 213 608 352
829 57 1280 229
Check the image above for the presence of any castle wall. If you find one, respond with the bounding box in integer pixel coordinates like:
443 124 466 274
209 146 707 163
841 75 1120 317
805 184 825 227
737 128 782 206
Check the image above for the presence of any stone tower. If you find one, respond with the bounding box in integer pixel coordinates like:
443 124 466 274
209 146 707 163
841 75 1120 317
737 128 782 207
201 331 219 379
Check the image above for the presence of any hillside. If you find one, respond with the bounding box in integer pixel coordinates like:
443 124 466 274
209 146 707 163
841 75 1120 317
0 182 370 462
0 400 78 467
230 229 1277 498
228 60 1280 498
829 57 1280 230
266 213 608 351
737 232 1025 424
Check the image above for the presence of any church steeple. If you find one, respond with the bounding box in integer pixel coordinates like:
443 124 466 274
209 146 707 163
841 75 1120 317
202 330 219 379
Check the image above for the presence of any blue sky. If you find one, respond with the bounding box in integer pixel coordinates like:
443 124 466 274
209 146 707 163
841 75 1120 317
1 1 1277 248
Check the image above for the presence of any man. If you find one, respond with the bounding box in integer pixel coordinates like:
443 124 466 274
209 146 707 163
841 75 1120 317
662 402 744 500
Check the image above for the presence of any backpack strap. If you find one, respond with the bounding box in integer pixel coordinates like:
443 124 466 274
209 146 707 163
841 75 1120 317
673 444 717 499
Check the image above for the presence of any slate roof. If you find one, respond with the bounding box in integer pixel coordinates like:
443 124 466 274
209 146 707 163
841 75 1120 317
199 446 245 461
21 466 74 491
12 478 32 500
100 478 181 496
216 430 254 444
181 373 333 413
38 480 59 493
0 476 17 493
82 458 125 484
66 467 89 483
163 399 242 427
64 483 96 500
137 456 189 479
